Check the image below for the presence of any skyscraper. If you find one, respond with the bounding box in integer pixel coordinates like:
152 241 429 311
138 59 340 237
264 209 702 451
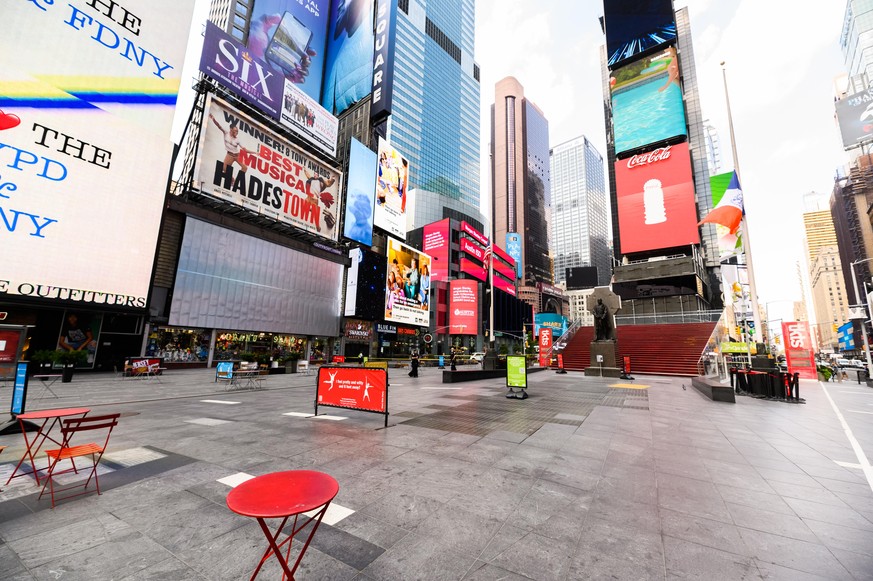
549 136 611 287
803 204 849 349
841 0 873 84
491 76 552 287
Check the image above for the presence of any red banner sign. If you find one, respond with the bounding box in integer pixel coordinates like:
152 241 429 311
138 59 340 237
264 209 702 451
782 321 816 380
494 275 516 296
493 259 515 280
460 238 485 262
450 279 479 335
538 328 552 367
317 367 387 413
423 219 451 281
125 357 161 376
460 221 490 247
0 330 20 363
460 258 486 281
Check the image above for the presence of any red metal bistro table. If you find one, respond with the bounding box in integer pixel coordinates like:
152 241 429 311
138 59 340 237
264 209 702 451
226 470 339 580
5 407 91 486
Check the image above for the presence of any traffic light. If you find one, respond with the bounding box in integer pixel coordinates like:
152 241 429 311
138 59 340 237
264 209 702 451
833 323 839 333
775 336 781 345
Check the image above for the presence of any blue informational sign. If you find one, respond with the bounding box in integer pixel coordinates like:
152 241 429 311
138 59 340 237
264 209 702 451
216 361 234 379
535 313 568 339
838 321 855 351
506 233 522 278
11 362 28 415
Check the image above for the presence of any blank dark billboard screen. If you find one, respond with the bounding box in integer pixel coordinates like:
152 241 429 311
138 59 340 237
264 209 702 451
566 267 599 290
604 0 676 68
354 248 387 321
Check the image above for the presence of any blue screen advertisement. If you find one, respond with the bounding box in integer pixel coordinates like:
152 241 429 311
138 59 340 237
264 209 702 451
249 0 331 101
11 362 28 415
610 47 686 155
321 0 375 115
343 138 378 246
506 233 522 278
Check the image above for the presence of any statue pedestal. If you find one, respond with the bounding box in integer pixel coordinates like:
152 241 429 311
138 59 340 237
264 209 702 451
584 341 623 378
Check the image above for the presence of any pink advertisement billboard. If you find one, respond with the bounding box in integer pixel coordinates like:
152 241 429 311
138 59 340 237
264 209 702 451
460 238 485 262
449 280 478 335
782 321 817 380
494 276 516 296
423 219 450 281
494 260 515 280
615 142 700 254
460 258 486 281
461 221 489 247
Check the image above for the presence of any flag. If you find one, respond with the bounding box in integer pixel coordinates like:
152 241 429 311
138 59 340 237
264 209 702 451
700 171 744 235
483 243 492 265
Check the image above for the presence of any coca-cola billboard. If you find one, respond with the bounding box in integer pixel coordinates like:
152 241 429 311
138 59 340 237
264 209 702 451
615 142 700 254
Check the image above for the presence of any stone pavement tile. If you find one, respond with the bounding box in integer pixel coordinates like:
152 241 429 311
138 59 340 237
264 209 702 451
521 424 576 451
307 523 386 572
595 474 657 505
752 559 836 581
482 430 527 444
406 501 504 559
804 517 873 555
814 475 873 497
489 531 574 581
478 524 528 562
654 454 711 482
28 532 173 581
361 531 478 581
589 493 660 534
538 457 601 492
449 438 518 466
492 444 554 478
738 528 853 579
0 544 27 579
659 507 751 557
359 488 448 529
0 491 98 542
712 466 778 494
725 502 818 543
507 479 592 538
834 489 873 513
715 485 795 516
450 469 535 522
830 547 873 580
462 561 531 581
333 511 409 551
558 435 611 461
603 448 655 471
802 463 869 484
663 535 758 580
757 466 826 489
656 472 732 523
783 496 873 531
332 473 401 512
778 482 848 507
119 555 205 580
600 461 655 484
570 517 664 581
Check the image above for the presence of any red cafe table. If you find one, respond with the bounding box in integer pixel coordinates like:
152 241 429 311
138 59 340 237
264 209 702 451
5 407 91 486
226 470 339 580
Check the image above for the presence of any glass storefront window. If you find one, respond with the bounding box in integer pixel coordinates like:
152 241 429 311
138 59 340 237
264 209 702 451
146 327 210 362
214 332 305 361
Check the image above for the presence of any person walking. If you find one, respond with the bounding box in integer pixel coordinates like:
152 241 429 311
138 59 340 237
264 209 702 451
449 348 457 371
409 350 419 378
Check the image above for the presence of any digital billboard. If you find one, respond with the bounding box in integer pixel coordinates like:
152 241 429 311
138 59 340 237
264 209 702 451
247 0 330 102
374 138 410 239
460 238 486 262
538 328 552 367
535 313 567 339
343 138 377 245
321 0 375 116
371 0 399 121
835 87 873 148
506 233 523 278
610 46 686 155
460 259 486 282
345 247 386 320
0 1 194 309
195 96 343 241
604 0 677 68
423 219 451 281
449 279 478 335
615 143 699 254
385 238 431 327
494 275 516 296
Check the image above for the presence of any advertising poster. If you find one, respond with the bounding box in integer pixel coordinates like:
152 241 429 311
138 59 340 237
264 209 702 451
344 248 361 316
782 321 817 380
321 0 375 116
11 363 28 415
317 366 387 413
423 219 451 281
610 46 686 154
709 171 743 259
385 238 431 327
835 87 873 148
374 138 410 239
506 356 527 389
196 96 343 241
461 221 490 248
538 328 552 367
0 1 193 310
460 238 486 262
494 275 517 296
460 259 487 282
247 0 330 101
838 322 855 351
124 357 161 376
534 314 567 339
449 279 478 335
343 138 377 246
494 260 516 281
604 0 676 68
506 233 523 278
279 78 338 156
0 331 20 363
343 318 373 342
615 143 700 254
57 310 102 368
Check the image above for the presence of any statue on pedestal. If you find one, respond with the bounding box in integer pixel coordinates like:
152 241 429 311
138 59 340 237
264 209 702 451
593 299 611 341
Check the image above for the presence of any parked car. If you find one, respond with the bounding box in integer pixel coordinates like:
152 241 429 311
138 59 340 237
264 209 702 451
836 358 852 368
471 352 485 363
849 359 866 369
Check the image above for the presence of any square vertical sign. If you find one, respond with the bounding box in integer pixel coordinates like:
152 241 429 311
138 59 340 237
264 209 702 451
506 356 527 389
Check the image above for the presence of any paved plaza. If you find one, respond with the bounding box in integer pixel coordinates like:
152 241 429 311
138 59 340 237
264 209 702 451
1 366 872 580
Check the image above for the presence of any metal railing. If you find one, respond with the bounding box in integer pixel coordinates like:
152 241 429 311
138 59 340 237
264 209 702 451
614 310 723 326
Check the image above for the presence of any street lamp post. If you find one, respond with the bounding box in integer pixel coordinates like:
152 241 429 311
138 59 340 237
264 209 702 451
850 259 873 378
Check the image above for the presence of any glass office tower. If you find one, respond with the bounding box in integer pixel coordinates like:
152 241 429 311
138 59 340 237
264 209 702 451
550 136 610 287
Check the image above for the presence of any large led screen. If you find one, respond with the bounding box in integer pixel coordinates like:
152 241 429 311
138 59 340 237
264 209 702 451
343 138 377 246
195 96 343 241
321 0 375 116
604 0 677 68
449 279 478 335
615 142 699 254
248 0 330 101
611 47 686 155
423 219 450 281
0 1 194 309
385 238 431 327
374 138 411 240
835 87 873 148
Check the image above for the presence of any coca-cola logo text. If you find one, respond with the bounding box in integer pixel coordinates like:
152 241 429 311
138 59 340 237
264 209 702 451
627 146 672 169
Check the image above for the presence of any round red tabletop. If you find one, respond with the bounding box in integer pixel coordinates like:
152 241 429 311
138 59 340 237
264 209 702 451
16 407 91 420
226 470 339 519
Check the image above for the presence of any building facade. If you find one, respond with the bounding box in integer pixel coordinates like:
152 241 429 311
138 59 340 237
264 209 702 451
491 77 552 287
841 0 873 84
803 208 849 350
549 136 610 287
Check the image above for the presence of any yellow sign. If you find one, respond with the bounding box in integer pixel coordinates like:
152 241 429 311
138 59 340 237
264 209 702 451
720 342 757 354
364 361 389 370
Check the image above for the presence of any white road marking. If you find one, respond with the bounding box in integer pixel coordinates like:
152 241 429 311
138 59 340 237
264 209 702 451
312 414 347 420
201 400 241 405
218 472 255 487
848 410 873 415
421 387 463 390
836 461 864 470
185 417 232 426
283 412 315 418
821 381 873 494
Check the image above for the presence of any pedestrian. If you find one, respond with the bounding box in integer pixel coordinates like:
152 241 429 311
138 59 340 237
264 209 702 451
409 350 419 377
449 348 457 371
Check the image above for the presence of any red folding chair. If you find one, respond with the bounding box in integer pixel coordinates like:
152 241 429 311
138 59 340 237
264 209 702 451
38 413 120 508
